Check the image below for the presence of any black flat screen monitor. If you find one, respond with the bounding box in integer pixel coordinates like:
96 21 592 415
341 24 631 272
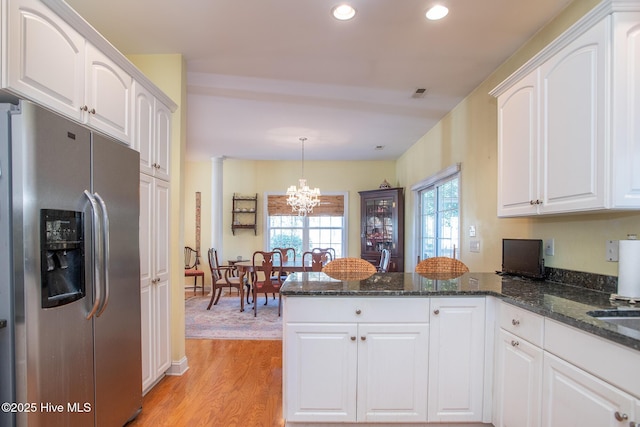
501 238 545 280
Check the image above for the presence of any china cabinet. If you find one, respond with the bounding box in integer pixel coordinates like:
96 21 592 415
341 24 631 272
359 188 404 271
231 193 257 235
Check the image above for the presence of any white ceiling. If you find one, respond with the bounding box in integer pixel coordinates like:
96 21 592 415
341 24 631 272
65 0 572 161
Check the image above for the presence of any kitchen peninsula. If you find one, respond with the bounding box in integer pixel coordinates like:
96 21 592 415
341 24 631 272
281 272 640 426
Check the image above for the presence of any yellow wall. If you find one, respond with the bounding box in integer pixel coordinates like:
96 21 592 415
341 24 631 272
184 158 396 282
127 54 188 367
398 0 640 276
185 0 640 279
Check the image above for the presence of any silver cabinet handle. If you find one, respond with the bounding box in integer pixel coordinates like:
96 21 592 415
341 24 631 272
433 309 440 315
614 412 628 421
94 193 110 317
512 319 520 326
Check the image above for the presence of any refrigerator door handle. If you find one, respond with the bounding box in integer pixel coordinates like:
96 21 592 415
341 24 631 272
94 192 111 317
84 190 103 320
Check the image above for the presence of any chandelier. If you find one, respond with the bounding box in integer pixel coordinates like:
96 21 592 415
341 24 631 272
286 137 320 216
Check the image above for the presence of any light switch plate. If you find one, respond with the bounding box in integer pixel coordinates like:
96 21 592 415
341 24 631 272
470 240 480 253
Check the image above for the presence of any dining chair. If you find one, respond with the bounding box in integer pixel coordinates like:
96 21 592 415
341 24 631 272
377 248 391 272
207 248 248 312
302 250 327 272
251 250 284 317
415 256 469 279
184 246 205 295
274 247 296 281
273 247 296 263
311 247 335 262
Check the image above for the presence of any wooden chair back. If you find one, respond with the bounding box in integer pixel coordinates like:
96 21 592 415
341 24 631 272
311 247 335 261
251 251 284 317
302 251 327 272
184 246 199 269
274 247 296 263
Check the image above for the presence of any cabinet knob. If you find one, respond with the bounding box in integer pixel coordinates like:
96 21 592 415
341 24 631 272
433 309 440 315
360 336 366 341
355 309 362 315
512 319 520 326
350 336 356 341
614 412 628 421
511 340 520 347
89 108 96 115
81 105 88 112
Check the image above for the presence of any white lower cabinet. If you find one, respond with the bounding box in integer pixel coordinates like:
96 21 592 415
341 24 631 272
428 297 486 423
493 301 544 427
494 329 543 427
283 297 429 424
542 352 635 427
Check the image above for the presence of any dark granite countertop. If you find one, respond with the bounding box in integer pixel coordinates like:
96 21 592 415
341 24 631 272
281 271 640 352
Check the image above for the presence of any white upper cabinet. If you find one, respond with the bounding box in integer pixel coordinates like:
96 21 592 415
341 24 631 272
84 43 132 143
6 0 85 120
492 4 640 216
539 19 607 214
133 81 171 180
3 0 176 146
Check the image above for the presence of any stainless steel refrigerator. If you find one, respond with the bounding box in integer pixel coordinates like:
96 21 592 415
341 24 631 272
0 99 142 426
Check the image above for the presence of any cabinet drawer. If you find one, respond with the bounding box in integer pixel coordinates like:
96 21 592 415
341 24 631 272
499 301 544 347
283 297 429 323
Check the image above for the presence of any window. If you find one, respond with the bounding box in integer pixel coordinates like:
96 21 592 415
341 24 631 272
413 164 460 260
265 194 347 257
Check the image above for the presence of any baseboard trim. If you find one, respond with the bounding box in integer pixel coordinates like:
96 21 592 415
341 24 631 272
166 356 189 376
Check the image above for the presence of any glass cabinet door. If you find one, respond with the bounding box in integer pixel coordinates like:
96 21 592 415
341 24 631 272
363 196 395 255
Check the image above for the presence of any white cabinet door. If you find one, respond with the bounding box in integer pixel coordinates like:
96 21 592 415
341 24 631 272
428 297 486 423
497 69 539 217
153 178 171 378
133 83 154 175
140 174 171 393
139 173 154 391
611 12 640 208
154 100 171 181
538 18 607 214
542 352 635 427
133 82 171 180
85 43 132 144
6 0 85 120
494 329 543 427
357 323 428 423
284 322 358 422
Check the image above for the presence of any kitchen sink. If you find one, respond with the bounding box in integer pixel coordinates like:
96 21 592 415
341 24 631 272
587 309 640 332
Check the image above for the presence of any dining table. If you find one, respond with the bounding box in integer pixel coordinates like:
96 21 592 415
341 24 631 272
234 260 311 304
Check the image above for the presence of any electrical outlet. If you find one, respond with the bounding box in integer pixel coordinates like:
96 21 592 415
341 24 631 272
606 240 619 262
544 239 555 256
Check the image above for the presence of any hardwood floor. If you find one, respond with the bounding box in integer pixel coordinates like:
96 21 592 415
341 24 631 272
130 339 284 427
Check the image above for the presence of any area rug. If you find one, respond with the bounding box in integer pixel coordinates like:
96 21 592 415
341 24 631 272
185 291 283 340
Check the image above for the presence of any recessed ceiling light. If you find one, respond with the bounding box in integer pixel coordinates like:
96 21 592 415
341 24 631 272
426 5 449 21
332 4 356 21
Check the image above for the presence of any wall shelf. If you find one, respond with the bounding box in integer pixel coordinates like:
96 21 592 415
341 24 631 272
232 193 257 235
